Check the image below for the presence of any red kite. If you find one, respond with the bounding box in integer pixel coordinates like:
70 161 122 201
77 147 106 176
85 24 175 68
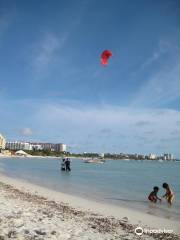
101 50 113 66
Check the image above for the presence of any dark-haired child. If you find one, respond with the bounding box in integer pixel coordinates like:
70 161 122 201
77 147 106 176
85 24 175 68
148 186 161 203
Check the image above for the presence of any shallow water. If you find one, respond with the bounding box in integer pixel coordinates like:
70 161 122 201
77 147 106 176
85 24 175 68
0 157 180 221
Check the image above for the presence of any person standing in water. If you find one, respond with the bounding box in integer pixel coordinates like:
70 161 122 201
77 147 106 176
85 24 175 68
162 183 174 205
65 158 71 171
61 158 66 171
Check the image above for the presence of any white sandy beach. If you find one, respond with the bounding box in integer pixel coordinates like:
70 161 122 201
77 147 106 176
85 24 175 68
0 173 179 240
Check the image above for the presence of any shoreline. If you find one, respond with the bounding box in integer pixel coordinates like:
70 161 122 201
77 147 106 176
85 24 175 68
0 154 179 162
0 172 180 239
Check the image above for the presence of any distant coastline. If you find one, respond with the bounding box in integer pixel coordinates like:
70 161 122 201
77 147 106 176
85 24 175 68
0 153 179 162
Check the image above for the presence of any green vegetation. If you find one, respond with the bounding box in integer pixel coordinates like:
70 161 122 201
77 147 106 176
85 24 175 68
69 152 99 158
24 150 100 158
25 150 70 157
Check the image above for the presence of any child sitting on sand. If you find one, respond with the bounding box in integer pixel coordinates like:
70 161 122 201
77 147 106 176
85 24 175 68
162 183 174 205
148 186 161 203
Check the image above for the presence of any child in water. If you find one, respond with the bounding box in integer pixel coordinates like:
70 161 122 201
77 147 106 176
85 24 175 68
162 182 174 205
148 186 161 203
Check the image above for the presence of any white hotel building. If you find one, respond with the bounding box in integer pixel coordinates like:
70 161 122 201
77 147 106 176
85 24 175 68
0 133 6 149
54 143 67 152
6 141 67 152
6 141 32 151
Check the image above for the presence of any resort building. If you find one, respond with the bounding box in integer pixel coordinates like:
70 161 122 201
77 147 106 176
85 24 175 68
6 141 32 151
30 142 54 151
54 143 67 152
41 143 53 150
31 144 43 151
149 153 156 160
5 140 67 152
163 153 174 160
99 153 105 158
0 134 6 150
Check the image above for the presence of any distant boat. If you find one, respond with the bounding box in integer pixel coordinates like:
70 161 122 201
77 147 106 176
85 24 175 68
83 158 105 164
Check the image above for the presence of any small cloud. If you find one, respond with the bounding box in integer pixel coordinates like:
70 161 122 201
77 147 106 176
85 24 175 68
171 130 180 136
135 121 151 127
155 144 168 150
170 136 180 142
117 133 126 138
142 52 161 69
134 135 154 144
132 61 180 107
134 136 147 141
46 90 64 98
30 32 68 79
176 121 180 125
20 128 33 136
144 131 154 135
0 5 16 43
0 13 9 36
34 33 60 68
87 134 94 139
159 138 170 143
100 128 112 134
141 41 171 69
99 128 112 138
0 87 6 96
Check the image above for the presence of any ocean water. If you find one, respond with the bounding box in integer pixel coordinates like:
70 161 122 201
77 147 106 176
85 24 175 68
0 157 180 221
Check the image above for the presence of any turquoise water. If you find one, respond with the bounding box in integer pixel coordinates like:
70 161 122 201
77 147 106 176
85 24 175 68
0 158 180 221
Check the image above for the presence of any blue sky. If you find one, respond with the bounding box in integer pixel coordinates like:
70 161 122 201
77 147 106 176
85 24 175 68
0 0 180 156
